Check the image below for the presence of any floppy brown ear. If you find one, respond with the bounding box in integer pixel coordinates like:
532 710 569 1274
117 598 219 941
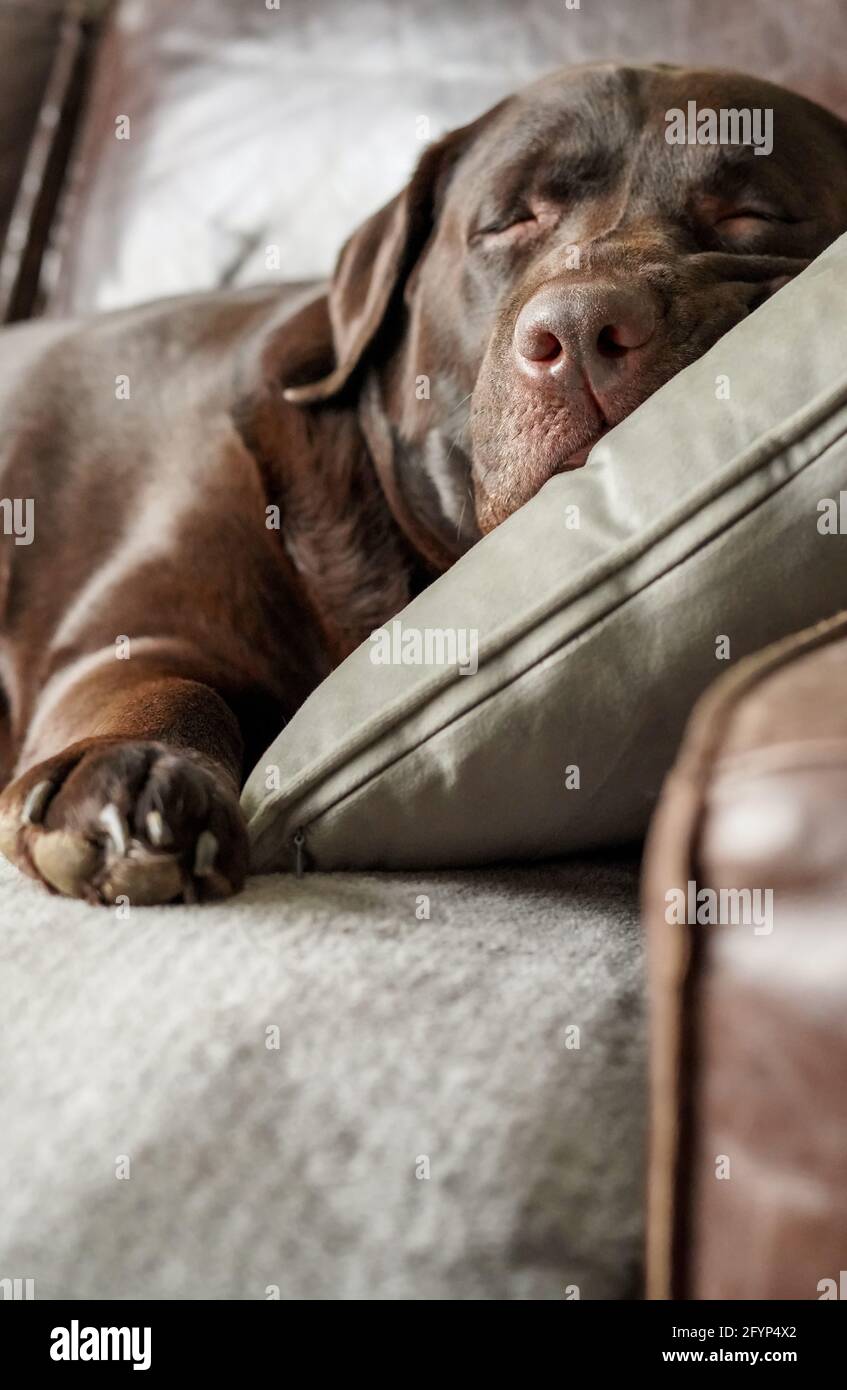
283 111 500 405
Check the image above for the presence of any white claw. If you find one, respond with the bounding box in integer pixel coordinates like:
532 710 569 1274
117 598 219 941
99 803 128 857
193 830 218 878
22 780 53 826
145 810 171 847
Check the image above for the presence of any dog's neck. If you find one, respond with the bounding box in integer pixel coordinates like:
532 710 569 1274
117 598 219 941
289 398 438 662
358 370 468 575
236 290 479 663
232 355 432 665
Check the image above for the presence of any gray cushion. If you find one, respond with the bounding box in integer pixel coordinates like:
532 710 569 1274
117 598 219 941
244 232 847 872
0 852 644 1299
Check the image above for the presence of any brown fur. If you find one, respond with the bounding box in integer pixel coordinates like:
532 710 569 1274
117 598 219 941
0 63 845 902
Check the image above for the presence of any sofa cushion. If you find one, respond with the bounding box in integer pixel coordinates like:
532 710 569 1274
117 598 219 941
643 610 847 1299
0 851 644 1299
243 232 847 873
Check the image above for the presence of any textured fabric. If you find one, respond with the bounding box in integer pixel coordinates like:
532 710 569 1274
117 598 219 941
0 851 644 1300
244 233 847 874
44 0 847 316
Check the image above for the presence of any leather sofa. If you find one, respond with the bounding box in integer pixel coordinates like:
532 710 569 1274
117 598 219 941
645 614 847 1300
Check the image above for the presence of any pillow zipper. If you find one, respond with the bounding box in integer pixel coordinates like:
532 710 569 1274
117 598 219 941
292 828 307 877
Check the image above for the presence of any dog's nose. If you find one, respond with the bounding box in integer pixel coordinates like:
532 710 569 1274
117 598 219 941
513 280 659 400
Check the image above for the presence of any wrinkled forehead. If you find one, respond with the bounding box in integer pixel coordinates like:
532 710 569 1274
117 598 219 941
450 64 833 205
456 66 646 192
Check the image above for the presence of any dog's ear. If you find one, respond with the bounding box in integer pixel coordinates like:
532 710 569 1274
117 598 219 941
283 110 501 405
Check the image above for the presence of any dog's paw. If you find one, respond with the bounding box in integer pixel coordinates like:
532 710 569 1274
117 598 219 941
0 741 248 905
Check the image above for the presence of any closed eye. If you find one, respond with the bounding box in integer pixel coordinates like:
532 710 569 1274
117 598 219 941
469 202 559 246
470 212 536 243
717 208 778 225
714 207 800 236
693 190 803 243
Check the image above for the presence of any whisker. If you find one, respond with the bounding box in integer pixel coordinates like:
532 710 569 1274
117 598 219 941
445 390 474 417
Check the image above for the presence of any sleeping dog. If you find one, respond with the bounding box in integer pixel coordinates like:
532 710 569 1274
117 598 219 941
1 62 845 903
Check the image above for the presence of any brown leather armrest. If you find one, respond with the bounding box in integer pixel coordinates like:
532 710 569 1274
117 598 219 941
0 1 106 323
644 611 847 1299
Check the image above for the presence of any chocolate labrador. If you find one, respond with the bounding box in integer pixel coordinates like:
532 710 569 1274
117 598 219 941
1 63 846 904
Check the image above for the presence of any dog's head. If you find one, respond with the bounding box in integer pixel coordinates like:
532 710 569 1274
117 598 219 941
286 64 847 563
